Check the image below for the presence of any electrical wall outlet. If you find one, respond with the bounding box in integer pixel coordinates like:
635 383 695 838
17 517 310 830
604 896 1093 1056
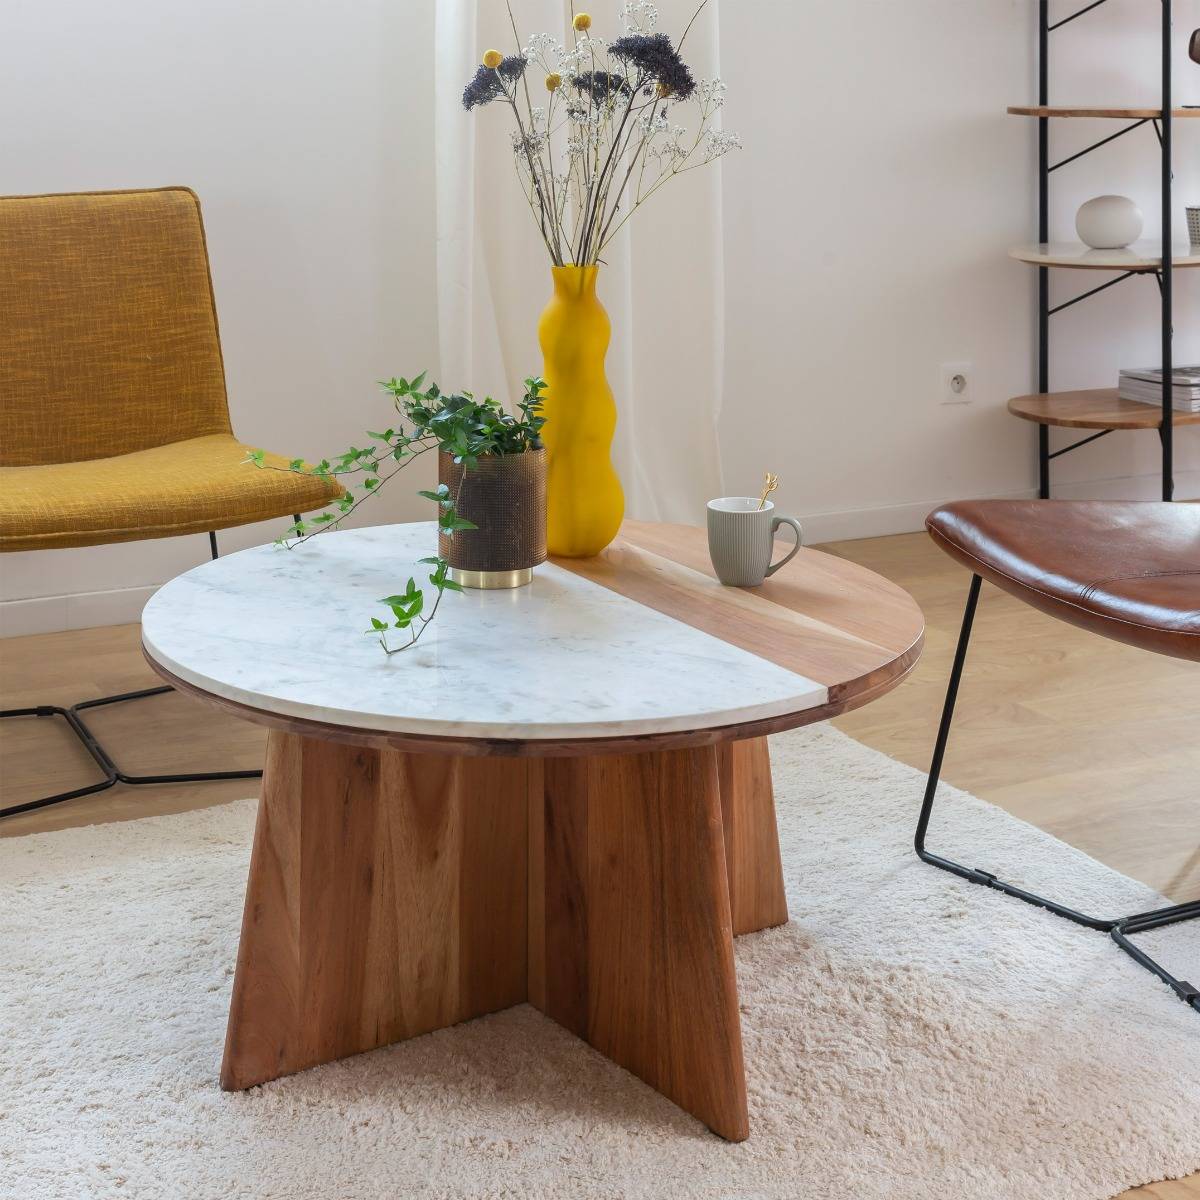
940 362 972 405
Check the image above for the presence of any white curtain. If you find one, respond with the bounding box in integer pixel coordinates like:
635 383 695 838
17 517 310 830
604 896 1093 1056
433 0 726 524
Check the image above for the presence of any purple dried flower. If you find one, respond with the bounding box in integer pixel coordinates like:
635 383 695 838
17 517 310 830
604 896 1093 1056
608 33 695 101
462 54 528 111
571 70 631 106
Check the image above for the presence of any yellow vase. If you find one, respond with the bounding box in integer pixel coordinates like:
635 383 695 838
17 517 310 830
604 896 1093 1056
538 265 624 557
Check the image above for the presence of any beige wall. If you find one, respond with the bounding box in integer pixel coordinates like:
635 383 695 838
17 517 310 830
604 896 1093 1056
1 0 1197 632
0 0 440 633
718 0 1199 539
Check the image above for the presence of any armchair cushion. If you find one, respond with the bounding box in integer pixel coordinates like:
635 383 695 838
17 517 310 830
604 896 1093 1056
0 434 343 552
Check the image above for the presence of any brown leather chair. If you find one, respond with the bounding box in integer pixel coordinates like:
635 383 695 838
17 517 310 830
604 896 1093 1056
917 500 1199 1012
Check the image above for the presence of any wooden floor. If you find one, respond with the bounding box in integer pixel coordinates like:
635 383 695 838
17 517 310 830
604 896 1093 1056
1 531 1196 1197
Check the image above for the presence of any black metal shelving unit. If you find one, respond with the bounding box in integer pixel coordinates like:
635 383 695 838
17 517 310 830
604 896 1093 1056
1012 0 1192 501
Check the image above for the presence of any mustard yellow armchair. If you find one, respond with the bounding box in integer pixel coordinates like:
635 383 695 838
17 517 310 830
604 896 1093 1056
0 187 342 817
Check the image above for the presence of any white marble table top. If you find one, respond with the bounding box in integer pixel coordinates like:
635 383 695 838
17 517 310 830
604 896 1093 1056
141 523 827 742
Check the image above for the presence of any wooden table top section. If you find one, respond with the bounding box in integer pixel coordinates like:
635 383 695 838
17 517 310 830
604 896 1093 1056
559 521 923 707
146 521 923 757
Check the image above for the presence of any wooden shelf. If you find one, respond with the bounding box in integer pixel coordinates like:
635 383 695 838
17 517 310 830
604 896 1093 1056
1009 242 1200 271
1008 389 1200 431
1008 105 1200 119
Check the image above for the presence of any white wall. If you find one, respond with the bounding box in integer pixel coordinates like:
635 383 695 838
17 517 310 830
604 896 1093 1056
2 0 1198 632
719 0 1199 540
0 0 439 634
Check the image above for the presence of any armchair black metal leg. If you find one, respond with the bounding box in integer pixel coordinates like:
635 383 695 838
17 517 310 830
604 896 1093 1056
0 524 303 821
1 688 262 821
0 705 119 818
71 689 263 787
916 574 1199 1013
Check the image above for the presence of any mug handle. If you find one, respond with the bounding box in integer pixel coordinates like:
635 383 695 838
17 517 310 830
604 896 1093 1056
766 516 803 577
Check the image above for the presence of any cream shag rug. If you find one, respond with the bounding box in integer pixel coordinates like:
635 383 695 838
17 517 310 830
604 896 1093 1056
1 726 1196 1200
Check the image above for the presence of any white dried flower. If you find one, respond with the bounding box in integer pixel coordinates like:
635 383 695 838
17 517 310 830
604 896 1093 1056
703 128 742 160
525 32 563 66
620 1 658 32
637 109 669 136
511 130 548 156
698 78 727 109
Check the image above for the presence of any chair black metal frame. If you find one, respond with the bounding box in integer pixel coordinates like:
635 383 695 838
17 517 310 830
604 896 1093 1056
916 573 1199 1013
0 519 301 821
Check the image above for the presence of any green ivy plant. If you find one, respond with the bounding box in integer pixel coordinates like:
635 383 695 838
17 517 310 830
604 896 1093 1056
248 373 546 653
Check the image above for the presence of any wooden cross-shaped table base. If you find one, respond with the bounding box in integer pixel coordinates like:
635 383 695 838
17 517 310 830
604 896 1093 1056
220 733 786 1142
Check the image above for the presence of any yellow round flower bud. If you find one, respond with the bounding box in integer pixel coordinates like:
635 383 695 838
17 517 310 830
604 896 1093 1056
482 49 504 69
572 13 592 31
545 72 563 91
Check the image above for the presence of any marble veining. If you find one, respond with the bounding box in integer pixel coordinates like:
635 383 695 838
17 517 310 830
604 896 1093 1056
141 523 828 741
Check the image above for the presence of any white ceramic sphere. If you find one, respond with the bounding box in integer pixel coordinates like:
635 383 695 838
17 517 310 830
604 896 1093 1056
1075 195 1143 249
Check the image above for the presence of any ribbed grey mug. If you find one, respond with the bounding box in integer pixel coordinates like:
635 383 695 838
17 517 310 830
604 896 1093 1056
706 497 803 586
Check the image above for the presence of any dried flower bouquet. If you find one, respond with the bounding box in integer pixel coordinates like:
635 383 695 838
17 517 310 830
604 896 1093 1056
462 1 739 265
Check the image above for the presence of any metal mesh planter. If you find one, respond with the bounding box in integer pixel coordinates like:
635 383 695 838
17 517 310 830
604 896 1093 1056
438 449 547 588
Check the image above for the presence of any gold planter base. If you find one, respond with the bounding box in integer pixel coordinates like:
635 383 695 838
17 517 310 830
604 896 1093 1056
450 567 534 590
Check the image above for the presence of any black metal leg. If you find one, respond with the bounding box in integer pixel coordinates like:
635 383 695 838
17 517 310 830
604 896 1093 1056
916 575 1199 1012
0 706 119 818
1038 425 1050 499
1 688 262 821
1 525 280 821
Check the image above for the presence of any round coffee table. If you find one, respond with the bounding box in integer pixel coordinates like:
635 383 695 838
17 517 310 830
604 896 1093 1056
141 520 923 1142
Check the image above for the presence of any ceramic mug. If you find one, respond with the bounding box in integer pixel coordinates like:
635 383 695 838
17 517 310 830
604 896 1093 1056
706 497 803 586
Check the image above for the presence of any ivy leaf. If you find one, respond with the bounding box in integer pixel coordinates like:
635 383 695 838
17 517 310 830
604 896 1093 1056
369 617 388 632
440 579 465 593
288 458 305 471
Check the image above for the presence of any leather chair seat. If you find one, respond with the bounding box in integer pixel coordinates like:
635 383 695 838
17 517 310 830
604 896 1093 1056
926 500 1200 662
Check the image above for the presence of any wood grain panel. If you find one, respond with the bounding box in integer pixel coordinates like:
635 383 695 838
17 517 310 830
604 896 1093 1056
220 733 528 1091
717 738 789 935
535 758 590 1037
618 521 924 664
530 747 749 1141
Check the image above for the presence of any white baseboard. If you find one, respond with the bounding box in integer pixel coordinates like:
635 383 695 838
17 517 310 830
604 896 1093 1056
800 469 1199 545
0 584 158 639
3 467 1196 638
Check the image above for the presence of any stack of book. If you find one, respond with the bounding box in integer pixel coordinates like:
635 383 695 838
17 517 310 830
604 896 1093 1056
1118 366 1200 413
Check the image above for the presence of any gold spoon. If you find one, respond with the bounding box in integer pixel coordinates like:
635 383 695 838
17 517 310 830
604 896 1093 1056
757 472 779 510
